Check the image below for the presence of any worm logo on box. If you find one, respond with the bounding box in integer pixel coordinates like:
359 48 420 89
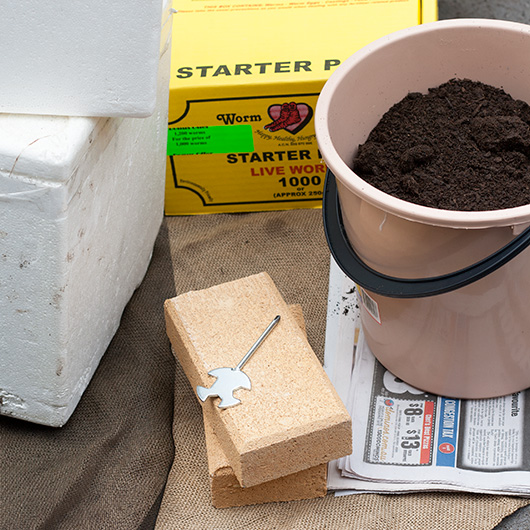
264 102 313 134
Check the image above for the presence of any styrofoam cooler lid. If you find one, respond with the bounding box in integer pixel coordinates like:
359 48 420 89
0 0 170 118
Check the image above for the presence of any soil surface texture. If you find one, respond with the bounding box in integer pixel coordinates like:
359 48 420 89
352 78 530 211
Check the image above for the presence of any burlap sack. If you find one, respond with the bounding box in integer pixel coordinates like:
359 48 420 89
1 211 529 529
156 211 530 530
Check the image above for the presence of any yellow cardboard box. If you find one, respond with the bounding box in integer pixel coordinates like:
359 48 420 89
166 0 438 215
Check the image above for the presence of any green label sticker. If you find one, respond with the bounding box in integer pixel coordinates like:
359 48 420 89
167 125 254 155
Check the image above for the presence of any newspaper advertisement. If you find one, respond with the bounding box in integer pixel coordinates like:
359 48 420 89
325 258 530 495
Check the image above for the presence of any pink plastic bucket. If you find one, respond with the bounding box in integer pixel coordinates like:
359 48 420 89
316 19 530 398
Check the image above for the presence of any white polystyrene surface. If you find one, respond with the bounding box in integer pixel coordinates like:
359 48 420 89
0 114 98 181
0 32 171 427
0 0 168 117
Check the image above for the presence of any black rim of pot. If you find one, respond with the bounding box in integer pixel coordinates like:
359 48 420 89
323 169 530 299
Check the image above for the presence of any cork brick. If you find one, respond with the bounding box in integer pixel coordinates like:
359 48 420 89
205 303 326 508
164 272 352 488
204 415 327 508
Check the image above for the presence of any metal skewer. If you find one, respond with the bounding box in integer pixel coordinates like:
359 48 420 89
236 315 280 371
196 315 281 409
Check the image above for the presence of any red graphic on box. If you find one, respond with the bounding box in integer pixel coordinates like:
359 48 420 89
264 102 313 134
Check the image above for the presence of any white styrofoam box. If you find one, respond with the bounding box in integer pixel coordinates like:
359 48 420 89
0 24 171 427
0 0 171 118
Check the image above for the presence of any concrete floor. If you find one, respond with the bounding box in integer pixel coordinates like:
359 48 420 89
437 1 530 528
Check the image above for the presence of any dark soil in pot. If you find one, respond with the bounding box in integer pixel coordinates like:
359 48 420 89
352 78 530 211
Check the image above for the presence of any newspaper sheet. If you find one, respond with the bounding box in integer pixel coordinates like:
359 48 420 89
325 257 530 496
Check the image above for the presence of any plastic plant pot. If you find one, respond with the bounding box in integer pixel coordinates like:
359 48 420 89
316 18 530 399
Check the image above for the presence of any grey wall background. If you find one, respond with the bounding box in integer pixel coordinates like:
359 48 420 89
439 0 530 22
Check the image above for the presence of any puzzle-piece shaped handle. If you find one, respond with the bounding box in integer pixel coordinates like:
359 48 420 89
196 367 252 409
